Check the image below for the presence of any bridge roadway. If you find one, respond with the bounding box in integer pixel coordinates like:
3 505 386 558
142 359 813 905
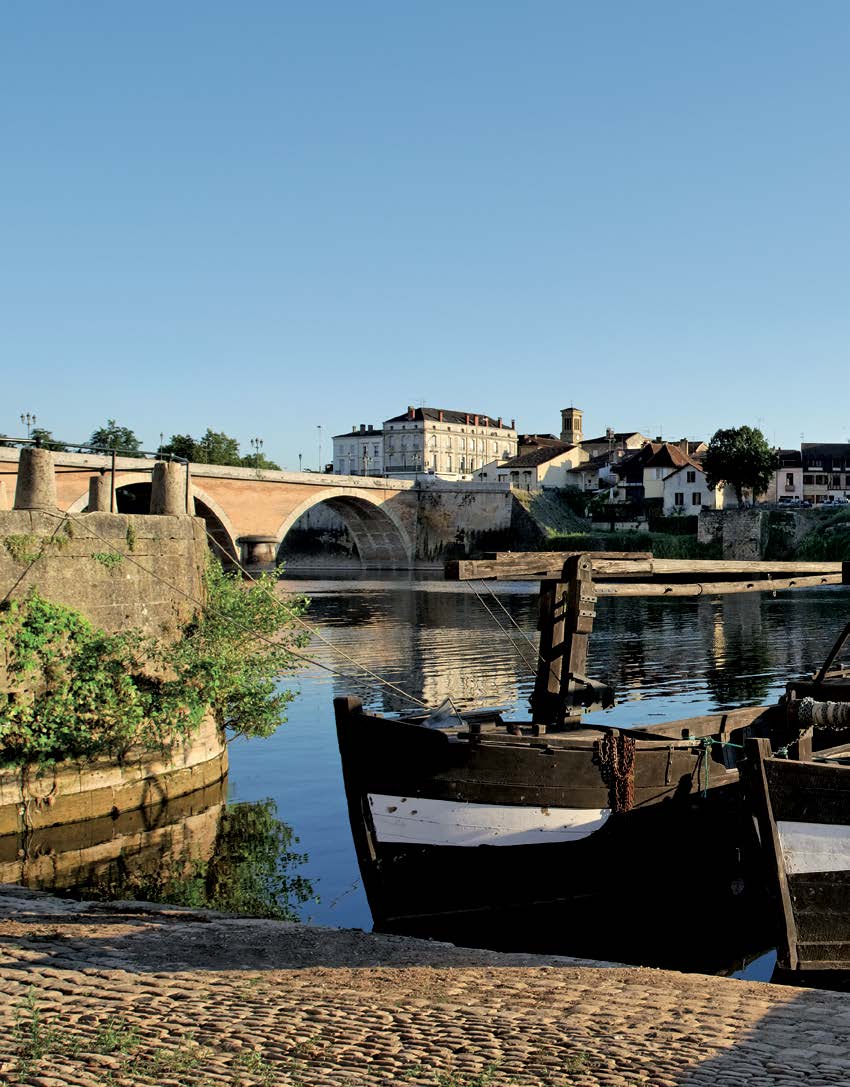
0 448 512 568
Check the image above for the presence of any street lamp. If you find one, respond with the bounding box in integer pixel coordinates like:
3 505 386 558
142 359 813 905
317 425 323 473
20 412 37 439
250 437 264 467
298 452 303 472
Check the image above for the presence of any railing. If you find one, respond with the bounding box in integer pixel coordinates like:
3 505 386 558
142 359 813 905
1 438 191 514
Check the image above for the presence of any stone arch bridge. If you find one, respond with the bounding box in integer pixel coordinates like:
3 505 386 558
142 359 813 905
0 449 513 568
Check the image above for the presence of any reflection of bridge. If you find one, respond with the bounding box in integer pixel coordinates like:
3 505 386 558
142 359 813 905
0 449 512 568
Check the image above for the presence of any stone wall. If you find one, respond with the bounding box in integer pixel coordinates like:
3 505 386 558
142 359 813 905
413 482 515 560
0 510 207 639
0 715 227 838
698 509 769 560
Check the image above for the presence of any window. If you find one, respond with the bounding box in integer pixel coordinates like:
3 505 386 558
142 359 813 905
691 492 702 506
804 475 814 485
686 470 696 483
447 454 452 472
674 492 684 507
833 475 842 488
785 473 794 488
816 475 828 486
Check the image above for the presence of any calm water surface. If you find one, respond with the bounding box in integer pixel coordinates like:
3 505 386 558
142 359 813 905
229 574 850 951
12 572 850 978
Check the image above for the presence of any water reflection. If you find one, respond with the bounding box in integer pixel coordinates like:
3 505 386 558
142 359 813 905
5 575 850 977
3 785 315 922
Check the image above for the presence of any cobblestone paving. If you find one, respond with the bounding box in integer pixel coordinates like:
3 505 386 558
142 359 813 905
3 886 850 1086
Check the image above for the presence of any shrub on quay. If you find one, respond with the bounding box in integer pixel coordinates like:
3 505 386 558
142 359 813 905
0 563 309 765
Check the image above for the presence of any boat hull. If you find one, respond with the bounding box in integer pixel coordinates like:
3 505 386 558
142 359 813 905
334 697 783 971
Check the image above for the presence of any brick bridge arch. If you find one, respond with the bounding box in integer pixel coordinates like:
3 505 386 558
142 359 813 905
275 488 414 567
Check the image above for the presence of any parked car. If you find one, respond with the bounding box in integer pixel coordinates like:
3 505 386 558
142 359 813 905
777 496 811 508
820 497 850 509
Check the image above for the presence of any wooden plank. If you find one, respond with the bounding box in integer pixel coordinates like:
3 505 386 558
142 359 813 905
447 553 842 583
447 555 654 581
596 574 843 597
651 559 842 575
742 739 800 971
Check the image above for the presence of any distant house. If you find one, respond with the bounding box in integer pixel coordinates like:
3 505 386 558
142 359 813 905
762 449 804 505
478 442 589 490
800 443 850 505
612 442 725 512
580 430 649 460
564 451 624 492
332 424 385 476
382 406 517 481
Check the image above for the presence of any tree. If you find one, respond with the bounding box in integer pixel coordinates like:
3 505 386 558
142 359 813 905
241 451 281 471
161 429 242 466
88 419 142 453
703 426 778 508
29 427 67 452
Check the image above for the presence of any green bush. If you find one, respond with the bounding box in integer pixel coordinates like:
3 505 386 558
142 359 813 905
0 564 309 765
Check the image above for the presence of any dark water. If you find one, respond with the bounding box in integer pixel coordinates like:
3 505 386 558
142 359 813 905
8 573 850 979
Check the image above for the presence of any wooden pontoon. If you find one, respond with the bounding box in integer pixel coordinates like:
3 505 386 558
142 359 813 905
334 553 850 970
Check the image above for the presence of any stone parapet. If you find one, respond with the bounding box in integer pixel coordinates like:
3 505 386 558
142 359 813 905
0 510 207 639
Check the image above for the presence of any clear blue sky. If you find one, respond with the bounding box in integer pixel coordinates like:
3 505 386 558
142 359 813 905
2 1 848 467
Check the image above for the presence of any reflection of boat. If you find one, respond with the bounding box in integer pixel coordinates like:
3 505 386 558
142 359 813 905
335 552 850 970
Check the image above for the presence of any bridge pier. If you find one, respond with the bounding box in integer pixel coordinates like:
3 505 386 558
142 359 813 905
237 535 278 574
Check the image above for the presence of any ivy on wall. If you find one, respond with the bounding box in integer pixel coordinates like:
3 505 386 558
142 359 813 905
0 563 309 765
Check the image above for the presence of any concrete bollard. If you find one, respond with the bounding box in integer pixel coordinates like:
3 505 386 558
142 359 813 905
14 447 58 510
88 473 111 512
150 461 193 516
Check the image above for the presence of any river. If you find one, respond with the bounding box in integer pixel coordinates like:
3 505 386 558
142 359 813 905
10 572 850 978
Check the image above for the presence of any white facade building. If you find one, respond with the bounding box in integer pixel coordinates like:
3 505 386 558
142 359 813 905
332 424 384 477
382 406 518 481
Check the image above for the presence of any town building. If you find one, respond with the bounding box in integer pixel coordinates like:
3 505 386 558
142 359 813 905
332 424 384 476
763 450 804 504
610 442 726 512
801 443 850 505
478 442 589 489
382 406 518 481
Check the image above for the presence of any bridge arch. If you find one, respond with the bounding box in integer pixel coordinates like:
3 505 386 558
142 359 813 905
274 488 414 567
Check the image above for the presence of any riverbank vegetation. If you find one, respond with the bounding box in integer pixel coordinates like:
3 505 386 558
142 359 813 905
0 563 309 765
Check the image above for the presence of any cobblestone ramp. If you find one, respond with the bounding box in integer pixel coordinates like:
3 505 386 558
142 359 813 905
3 886 850 1086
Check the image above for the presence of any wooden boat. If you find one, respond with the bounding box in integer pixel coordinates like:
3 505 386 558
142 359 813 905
745 631 850 980
334 552 850 970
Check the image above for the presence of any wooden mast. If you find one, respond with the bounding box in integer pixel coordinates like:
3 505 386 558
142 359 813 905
531 554 597 730
445 552 850 732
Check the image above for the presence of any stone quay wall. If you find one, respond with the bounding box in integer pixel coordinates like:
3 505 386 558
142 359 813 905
0 448 226 834
0 715 227 838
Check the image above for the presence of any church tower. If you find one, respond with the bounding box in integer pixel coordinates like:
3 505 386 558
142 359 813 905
560 406 583 445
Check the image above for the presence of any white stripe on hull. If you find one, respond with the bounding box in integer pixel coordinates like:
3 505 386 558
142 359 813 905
777 819 850 875
368 793 610 847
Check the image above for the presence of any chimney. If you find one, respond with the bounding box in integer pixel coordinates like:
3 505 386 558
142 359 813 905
439 410 444 422
351 424 357 432
483 416 489 427
465 414 470 425
367 424 373 432
655 436 663 444
360 424 366 432
474 415 479 426
408 405 415 419
497 417 502 427
511 419 515 430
